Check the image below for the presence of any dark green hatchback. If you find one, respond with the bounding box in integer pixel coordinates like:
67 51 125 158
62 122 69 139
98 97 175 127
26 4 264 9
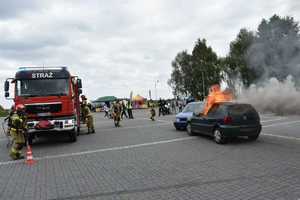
187 102 262 144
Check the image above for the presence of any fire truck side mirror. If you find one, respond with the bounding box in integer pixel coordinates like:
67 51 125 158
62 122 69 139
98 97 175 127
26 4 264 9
77 79 82 89
78 88 82 95
4 80 10 97
4 80 9 92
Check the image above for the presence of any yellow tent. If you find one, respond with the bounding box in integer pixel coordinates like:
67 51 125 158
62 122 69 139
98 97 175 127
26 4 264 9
132 95 145 102
132 95 146 108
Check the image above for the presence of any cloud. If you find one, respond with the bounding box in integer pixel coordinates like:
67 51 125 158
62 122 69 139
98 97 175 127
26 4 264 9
0 0 299 108
0 0 39 19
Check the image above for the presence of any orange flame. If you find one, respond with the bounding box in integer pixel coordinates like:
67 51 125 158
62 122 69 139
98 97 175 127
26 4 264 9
203 84 233 115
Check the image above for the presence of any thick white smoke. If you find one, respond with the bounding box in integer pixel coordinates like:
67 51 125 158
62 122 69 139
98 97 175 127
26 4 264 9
237 16 300 115
237 75 300 115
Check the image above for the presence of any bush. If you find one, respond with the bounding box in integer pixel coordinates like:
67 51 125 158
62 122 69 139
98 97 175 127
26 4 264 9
0 105 8 117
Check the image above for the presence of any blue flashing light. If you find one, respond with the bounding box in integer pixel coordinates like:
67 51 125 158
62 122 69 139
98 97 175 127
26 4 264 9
18 67 27 71
17 66 68 71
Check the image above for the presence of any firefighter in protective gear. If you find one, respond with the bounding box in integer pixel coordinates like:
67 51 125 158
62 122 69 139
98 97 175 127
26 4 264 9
80 95 87 123
9 104 27 160
82 100 95 134
112 101 122 127
150 106 156 121
4 105 15 137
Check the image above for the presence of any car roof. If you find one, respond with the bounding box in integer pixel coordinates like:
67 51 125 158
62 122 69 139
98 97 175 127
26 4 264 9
216 102 252 107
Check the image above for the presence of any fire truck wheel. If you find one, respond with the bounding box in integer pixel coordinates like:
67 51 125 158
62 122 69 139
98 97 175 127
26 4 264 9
69 129 77 142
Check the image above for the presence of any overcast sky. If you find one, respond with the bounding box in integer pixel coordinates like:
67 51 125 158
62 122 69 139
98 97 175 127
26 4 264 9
0 0 299 107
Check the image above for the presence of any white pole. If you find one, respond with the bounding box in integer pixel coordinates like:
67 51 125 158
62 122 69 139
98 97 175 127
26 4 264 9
155 80 159 100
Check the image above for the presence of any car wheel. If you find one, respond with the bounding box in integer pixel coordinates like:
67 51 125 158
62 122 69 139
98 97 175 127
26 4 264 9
186 123 195 136
248 134 259 141
213 128 226 144
69 129 77 142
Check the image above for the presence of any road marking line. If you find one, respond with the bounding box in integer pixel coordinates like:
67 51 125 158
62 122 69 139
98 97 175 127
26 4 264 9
262 120 300 128
261 133 300 141
0 137 196 166
261 118 285 123
97 122 170 132
260 113 276 116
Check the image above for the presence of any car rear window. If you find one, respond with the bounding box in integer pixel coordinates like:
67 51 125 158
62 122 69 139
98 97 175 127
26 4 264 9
207 104 227 118
228 104 259 121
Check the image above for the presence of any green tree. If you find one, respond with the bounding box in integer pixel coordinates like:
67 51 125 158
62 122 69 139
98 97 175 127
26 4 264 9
0 105 8 117
168 51 192 97
192 39 221 98
225 28 256 87
169 39 222 99
247 15 300 82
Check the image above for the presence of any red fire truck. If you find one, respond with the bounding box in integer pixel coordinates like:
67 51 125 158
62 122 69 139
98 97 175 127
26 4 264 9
4 67 82 143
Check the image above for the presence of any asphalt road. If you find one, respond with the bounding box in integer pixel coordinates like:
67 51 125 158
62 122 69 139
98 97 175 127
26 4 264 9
0 110 299 200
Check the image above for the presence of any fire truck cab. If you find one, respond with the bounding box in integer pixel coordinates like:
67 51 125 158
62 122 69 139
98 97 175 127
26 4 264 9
4 66 82 143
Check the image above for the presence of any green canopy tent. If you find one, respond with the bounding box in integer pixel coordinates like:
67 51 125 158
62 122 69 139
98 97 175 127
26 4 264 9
93 96 117 103
92 96 118 110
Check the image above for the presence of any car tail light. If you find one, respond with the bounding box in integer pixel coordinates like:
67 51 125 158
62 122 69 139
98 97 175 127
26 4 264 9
223 116 233 124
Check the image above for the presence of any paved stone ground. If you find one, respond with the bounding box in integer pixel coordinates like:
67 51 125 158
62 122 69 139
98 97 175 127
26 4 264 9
0 110 299 200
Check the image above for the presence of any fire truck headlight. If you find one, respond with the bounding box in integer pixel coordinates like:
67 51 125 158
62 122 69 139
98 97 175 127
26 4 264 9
65 119 75 125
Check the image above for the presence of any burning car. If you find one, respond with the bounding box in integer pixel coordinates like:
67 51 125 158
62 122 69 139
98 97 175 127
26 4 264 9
186 84 262 144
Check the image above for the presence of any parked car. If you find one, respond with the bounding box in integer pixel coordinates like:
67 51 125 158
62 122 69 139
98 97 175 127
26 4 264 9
174 101 204 130
186 102 261 144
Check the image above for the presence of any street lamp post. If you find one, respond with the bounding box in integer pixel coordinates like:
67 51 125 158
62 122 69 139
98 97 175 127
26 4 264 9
154 80 159 100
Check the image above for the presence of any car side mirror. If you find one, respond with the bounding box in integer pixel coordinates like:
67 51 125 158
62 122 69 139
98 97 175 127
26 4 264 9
195 112 203 117
193 112 201 117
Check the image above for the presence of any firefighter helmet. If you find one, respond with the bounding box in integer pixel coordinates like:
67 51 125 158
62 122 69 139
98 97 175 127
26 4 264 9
81 95 87 100
15 104 25 111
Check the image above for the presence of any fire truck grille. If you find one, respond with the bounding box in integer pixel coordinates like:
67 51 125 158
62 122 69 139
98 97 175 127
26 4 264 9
25 103 62 114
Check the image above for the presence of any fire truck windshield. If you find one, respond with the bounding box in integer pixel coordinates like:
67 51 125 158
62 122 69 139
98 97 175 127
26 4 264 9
16 79 69 97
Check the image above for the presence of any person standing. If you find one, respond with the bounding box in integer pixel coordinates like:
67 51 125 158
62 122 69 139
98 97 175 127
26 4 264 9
158 98 163 116
121 101 128 119
150 106 156 121
149 100 156 121
80 95 87 123
112 100 122 127
171 101 176 114
103 104 109 118
82 99 95 134
9 104 27 160
127 101 134 119
178 101 183 112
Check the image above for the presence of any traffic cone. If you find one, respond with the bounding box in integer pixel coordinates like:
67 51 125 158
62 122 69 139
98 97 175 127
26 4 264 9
25 145 36 165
